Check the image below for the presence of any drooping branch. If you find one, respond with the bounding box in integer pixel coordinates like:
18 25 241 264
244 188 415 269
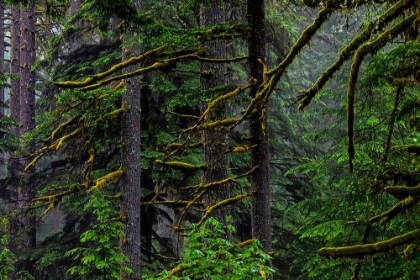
298 0 416 110
237 7 334 125
343 14 416 171
319 229 420 258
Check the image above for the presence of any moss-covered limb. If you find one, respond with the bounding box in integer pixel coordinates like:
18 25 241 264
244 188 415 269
155 159 206 172
195 193 252 228
54 46 166 89
192 55 248 63
229 7 333 128
186 166 257 195
369 195 419 225
87 167 124 193
200 83 253 124
236 239 255 248
142 200 205 207
97 107 124 121
24 127 84 172
104 193 122 200
82 148 95 177
298 0 415 110
200 118 242 129
389 77 419 85
168 142 203 149
384 186 420 199
164 110 200 120
176 190 207 230
319 229 420 258
44 114 79 143
231 144 257 153
267 7 333 77
346 11 412 170
303 0 380 8
391 144 420 155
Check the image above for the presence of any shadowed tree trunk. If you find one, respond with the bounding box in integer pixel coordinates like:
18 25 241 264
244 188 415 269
200 0 230 224
6 5 21 279
18 0 37 274
247 0 272 252
120 0 142 278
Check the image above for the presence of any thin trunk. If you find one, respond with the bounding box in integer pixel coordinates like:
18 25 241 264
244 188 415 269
200 1 230 224
120 0 142 278
18 0 36 274
247 0 272 252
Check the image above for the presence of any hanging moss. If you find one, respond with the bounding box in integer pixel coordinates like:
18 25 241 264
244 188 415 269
319 229 420 258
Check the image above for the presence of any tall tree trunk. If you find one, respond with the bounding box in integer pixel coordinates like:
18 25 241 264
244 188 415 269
120 0 142 278
247 0 272 252
200 1 230 223
18 0 36 273
6 5 21 279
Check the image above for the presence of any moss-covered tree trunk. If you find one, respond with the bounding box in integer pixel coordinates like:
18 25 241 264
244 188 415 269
18 0 36 274
120 0 142 278
200 1 230 223
247 0 272 252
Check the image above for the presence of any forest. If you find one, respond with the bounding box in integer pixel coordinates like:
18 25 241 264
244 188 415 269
0 0 420 279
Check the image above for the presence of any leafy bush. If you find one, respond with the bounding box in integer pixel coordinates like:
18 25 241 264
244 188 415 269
144 217 274 279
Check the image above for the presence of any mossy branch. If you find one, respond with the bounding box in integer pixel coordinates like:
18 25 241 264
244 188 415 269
336 14 415 171
184 166 257 195
319 229 420 258
298 0 415 110
155 159 206 172
369 195 419 224
54 46 166 89
234 7 333 128
195 193 252 228
142 200 205 207
384 186 420 199
87 167 123 193
390 144 420 155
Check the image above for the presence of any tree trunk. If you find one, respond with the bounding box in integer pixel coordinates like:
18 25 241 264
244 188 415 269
120 0 142 278
247 0 272 252
18 0 37 273
6 5 21 279
200 1 230 224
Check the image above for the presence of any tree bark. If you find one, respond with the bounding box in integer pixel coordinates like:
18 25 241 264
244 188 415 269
120 0 142 278
200 1 230 224
6 5 21 279
18 0 37 271
247 0 272 252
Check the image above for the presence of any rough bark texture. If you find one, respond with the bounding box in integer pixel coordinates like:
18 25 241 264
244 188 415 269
120 0 142 278
18 0 37 266
6 6 21 279
69 0 82 52
247 0 272 252
200 1 230 223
